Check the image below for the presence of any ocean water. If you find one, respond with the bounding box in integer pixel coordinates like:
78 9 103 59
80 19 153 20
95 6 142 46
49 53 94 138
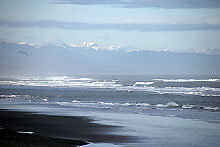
0 75 220 147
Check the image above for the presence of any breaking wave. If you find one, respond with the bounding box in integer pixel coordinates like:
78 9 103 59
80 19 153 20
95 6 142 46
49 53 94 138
55 100 220 112
0 76 220 97
134 81 155 85
153 79 220 82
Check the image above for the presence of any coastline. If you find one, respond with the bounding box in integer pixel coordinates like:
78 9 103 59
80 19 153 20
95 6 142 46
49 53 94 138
0 109 137 146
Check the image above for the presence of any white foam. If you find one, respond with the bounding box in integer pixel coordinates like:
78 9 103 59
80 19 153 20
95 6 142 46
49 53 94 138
153 78 220 82
136 103 151 107
42 98 48 102
203 106 219 111
0 77 121 88
0 94 31 99
154 104 166 107
1 76 220 97
134 81 154 85
74 78 92 81
72 100 82 103
45 76 92 81
56 101 151 109
0 95 17 98
98 102 118 106
165 101 179 108
118 86 220 97
166 115 176 117
122 103 135 106
206 94 220 97
17 131 34 135
54 100 220 112
182 105 197 109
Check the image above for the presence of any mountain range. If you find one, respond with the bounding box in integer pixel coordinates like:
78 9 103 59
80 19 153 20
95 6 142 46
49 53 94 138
0 41 220 76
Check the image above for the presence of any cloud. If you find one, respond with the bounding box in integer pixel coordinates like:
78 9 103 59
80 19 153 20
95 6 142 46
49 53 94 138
51 0 220 9
1 19 220 32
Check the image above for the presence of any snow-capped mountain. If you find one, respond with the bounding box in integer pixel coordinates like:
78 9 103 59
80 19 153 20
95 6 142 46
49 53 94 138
17 41 125 51
80 42 100 51
17 41 67 48
1 41 220 75
197 49 220 55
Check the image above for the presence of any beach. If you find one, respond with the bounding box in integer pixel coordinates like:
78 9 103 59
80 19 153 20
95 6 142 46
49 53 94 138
0 129 88 147
0 109 137 146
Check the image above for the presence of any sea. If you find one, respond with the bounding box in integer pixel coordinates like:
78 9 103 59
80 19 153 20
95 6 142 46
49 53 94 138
0 75 220 147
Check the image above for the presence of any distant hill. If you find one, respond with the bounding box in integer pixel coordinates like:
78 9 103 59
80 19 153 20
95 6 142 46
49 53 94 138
0 41 220 76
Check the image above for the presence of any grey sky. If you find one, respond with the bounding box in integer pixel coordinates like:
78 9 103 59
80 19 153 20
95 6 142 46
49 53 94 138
0 0 220 52
52 0 220 9
1 19 220 32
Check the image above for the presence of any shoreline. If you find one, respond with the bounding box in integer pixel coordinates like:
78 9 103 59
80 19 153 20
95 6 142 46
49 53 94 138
0 109 137 146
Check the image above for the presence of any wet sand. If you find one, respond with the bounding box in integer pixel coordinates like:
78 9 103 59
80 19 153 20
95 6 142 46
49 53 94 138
0 109 136 146
0 129 88 147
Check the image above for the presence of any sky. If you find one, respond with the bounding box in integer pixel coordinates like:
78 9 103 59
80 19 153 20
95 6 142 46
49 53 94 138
0 0 220 52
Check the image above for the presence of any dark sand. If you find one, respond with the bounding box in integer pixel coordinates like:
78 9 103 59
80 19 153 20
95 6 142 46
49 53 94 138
0 109 137 146
0 129 88 147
